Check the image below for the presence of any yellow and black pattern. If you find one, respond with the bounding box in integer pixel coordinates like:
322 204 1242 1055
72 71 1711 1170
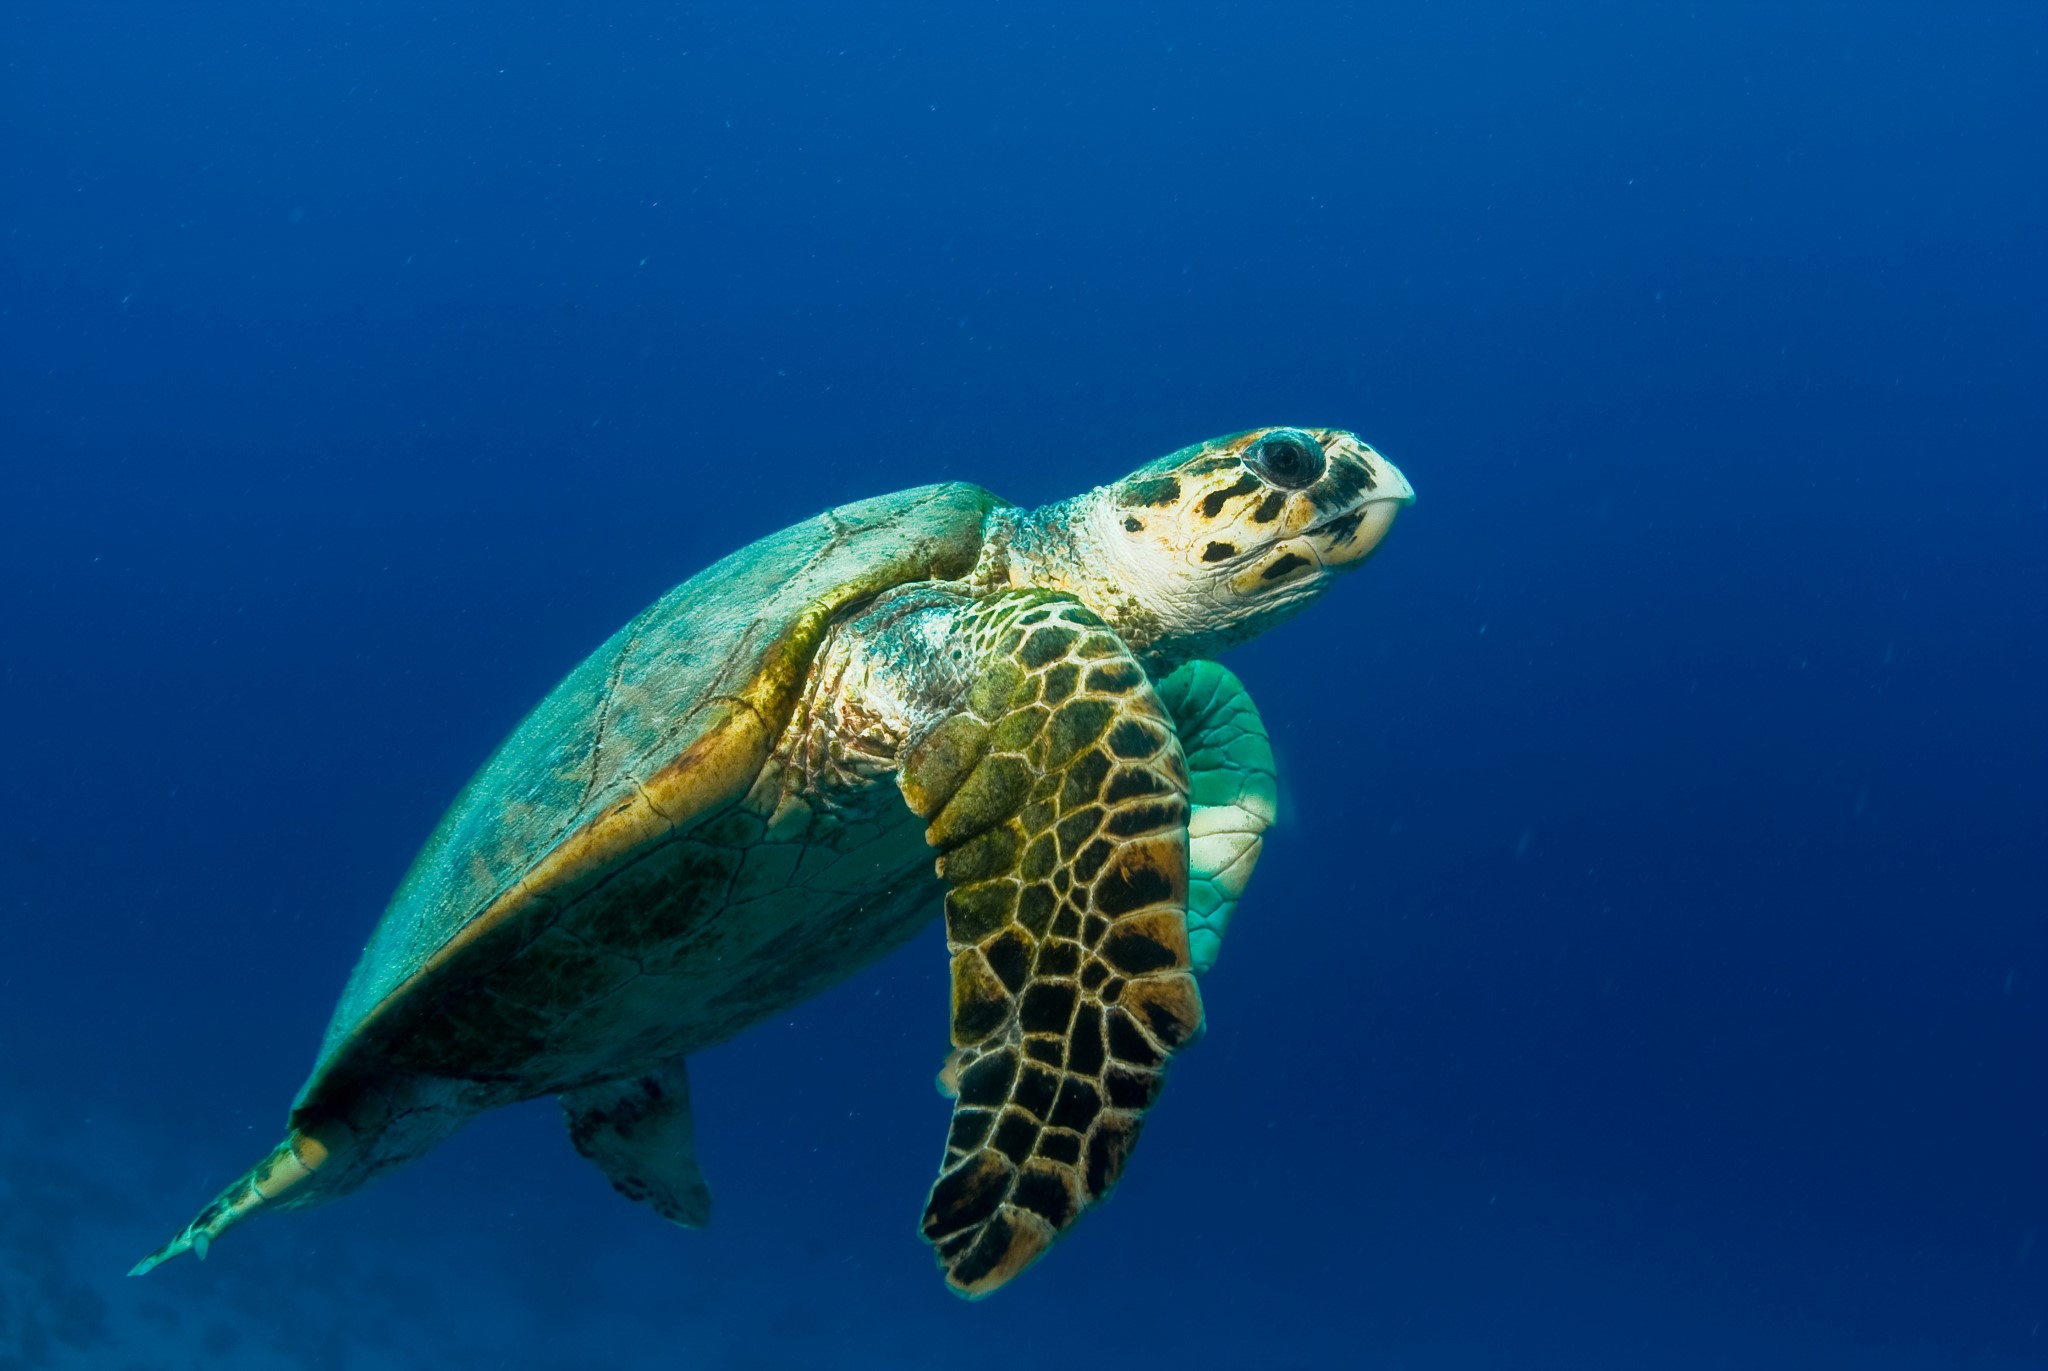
898 589 1204 1297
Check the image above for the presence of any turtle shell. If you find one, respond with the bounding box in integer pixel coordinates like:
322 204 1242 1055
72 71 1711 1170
295 481 1004 1114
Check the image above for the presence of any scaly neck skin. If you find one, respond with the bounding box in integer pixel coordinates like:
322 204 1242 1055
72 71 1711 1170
973 493 1179 671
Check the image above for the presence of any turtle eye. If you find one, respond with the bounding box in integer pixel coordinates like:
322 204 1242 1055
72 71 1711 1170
1245 430 1326 490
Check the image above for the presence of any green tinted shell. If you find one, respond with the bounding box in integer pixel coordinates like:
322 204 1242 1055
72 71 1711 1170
295 482 1004 1114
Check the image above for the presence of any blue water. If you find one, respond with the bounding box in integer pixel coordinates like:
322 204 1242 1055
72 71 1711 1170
4 3 2044 1367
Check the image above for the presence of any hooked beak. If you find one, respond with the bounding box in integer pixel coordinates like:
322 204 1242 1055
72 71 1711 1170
1313 450 1415 569
1225 451 1415 597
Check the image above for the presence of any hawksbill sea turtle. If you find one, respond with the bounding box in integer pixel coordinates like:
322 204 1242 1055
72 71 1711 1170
132 426 1415 1296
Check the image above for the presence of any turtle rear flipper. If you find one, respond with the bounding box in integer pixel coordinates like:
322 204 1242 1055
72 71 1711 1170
131 1077 474 1275
900 592 1203 1298
561 1057 712 1228
129 1126 340 1275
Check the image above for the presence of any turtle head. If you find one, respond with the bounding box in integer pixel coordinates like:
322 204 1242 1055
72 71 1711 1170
989 427 1415 665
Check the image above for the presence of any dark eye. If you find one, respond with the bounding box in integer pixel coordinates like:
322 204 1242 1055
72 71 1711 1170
1245 430 1326 489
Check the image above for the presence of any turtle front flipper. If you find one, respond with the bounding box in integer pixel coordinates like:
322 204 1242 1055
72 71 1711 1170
899 591 1203 1298
560 1057 712 1228
1155 660 1278 976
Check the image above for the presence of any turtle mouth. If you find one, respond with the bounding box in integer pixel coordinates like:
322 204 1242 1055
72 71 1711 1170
1304 443 1415 570
1306 496 1405 570
1224 495 1408 597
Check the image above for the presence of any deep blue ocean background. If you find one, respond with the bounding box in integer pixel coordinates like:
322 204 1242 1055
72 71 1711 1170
4 3 2045 1367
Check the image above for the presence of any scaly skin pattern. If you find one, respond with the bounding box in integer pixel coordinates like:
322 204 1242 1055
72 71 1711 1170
898 589 1203 1296
131 427 1413 1291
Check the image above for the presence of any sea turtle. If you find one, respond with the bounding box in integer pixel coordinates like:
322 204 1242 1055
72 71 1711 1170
132 425 1414 1296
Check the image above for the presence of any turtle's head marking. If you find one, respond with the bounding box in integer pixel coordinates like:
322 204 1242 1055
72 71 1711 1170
991 426 1414 665
1094 426 1413 658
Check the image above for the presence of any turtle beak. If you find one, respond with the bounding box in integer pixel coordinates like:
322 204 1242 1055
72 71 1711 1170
1313 450 1414 569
